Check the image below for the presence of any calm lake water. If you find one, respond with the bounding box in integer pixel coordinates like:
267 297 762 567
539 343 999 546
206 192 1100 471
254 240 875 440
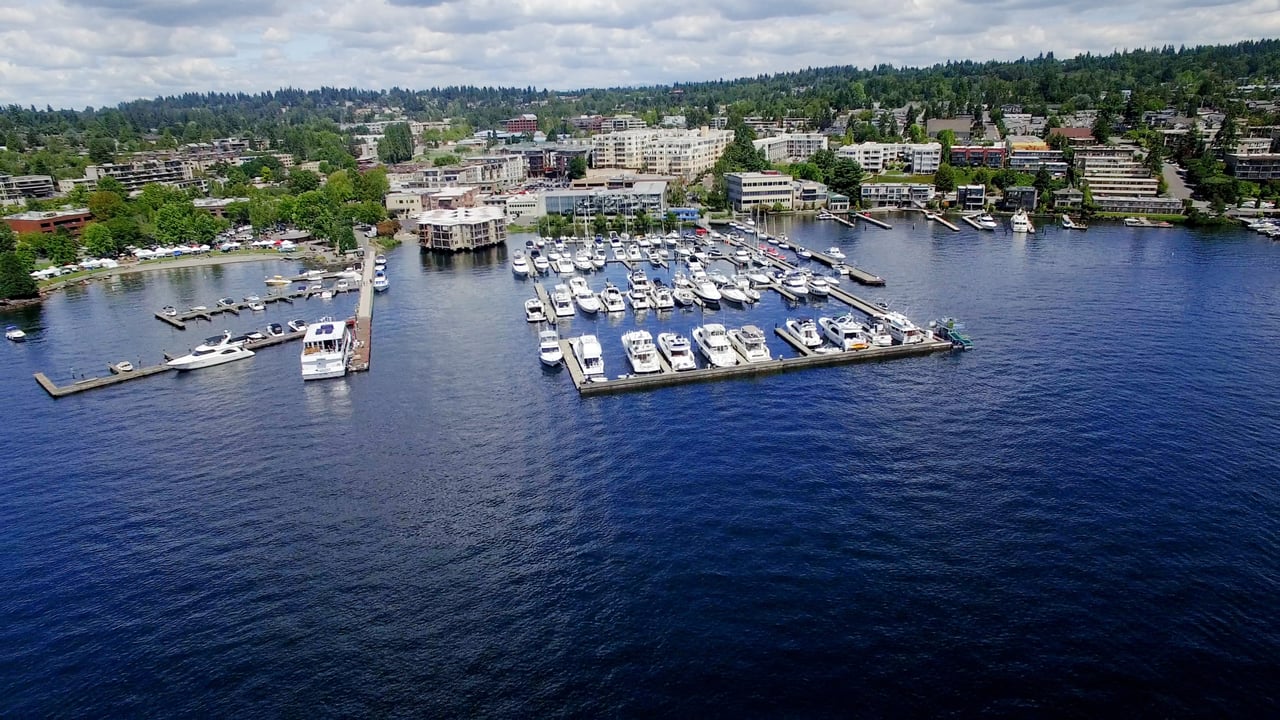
2 216 1279 716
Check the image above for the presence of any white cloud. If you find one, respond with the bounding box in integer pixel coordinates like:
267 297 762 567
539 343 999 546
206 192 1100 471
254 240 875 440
0 0 1273 108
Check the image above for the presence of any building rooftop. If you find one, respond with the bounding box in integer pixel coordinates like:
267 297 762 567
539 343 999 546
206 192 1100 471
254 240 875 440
415 206 505 225
5 207 90 220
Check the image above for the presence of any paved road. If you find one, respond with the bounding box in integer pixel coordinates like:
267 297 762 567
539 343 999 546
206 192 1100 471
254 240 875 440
1162 161 1201 207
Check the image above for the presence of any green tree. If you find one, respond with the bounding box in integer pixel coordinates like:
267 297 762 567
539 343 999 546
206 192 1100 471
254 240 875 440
355 167 389 203
0 222 14 253
153 203 191 245
1033 166 1053 197
288 169 320 194
0 252 38 300
87 137 116 164
432 154 460 167
81 223 118 257
88 190 128 220
96 176 125 195
569 155 587 180
827 158 863 199
104 216 142 249
352 201 386 226
633 209 651 234
248 196 278 230
933 163 956 193
325 169 355 203
377 123 414 164
936 129 956 163
592 213 609 235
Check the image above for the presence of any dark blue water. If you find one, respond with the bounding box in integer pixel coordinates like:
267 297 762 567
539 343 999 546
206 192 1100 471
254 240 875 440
2 219 1279 717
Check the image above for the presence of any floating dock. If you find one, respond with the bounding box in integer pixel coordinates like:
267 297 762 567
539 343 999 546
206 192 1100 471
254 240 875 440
855 212 893 229
928 213 961 232
348 244 378 373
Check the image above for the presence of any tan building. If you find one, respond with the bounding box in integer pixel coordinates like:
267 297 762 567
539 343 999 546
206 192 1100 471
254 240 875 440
415 206 507 252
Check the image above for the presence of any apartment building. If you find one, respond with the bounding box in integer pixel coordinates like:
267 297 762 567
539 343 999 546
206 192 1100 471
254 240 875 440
1076 147 1179 213
642 128 733 179
0 174 55 206
602 115 647 132
835 142 942 174
752 133 829 164
503 114 538 134
725 172 794 211
592 129 660 170
949 145 1006 168
1225 153 1280 180
83 159 196 193
415 206 508 251
860 183 935 208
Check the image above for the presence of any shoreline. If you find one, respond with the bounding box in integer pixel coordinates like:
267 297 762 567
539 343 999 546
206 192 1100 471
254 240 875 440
35 250 336 295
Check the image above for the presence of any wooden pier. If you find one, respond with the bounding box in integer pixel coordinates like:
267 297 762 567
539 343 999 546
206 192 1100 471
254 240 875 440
855 212 893 229
724 234 885 288
153 289 319 329
831 215 857 229
533 283 556 326
928 212 961 232
347 242 378 372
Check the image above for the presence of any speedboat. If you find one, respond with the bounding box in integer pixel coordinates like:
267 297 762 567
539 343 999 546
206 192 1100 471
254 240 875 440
570 334 605 379
692 323 737 368
782 271 809 296
720 283 748 305
650 286 675 310
532 254 551 274
1010 208 1033 233
691 276 722 306
808 276 832 297
881 309 926 344
167 332 256 370
727 325 771 363
217 297 236 308
300 317 354 380
621 330 662 374
730 276 761 303
647 250 663 267
569 277 601 314
336 268 362 281
287 319 308 333
785 318 823 348
796 247 812 260
248 300 266 312
266 323 285 337
511 251 530 277
161 305 178 317
372 272 389 292
732 247 751 263
672 287 696 307
538 329 563 366
573 250 594 272
375 254 387 265
112 361 134 373
555 254 576 274
930 317 974 350
825 246 846 260
265 275 290 286
550 284 575 317
592 250 607 269
600 282 626 313
819 315 870 351
626 244 642 262
335 279 350 293
657 332 697 371
975 213 998 230
5 326 26 342
525 297 547 323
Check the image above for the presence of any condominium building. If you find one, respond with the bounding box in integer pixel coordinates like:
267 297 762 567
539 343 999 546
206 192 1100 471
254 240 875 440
592 128 731 179
835 142 942 174
0 174 55 206
725 171 794 211
415 206 508 251
949 145 1007 168
503 114 538 134
1077 148 1160 199
542 181 667 217
1225 153 1280 180
602 115 647 132
752 133 829 164
191 197 250 219
860 183 935 208
83 159 196 193
592 130 660 170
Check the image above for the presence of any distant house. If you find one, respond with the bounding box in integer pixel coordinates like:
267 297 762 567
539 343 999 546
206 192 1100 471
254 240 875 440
1048 127 1096 147
956 185 986 212
1052 188 1084 209
1002 186 1038 211
926 117 975 142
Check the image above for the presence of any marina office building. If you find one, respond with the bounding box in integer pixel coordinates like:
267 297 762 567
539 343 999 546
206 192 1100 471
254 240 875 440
542 181 668 217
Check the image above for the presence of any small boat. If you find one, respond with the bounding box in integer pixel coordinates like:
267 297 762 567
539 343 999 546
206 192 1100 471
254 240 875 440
880 309 926 344
538 329 563 366
300 317 354 380
217 297 236 308
167 332 256 370
621 330 662 374
555 254 576 274
864 319 894 347
375 254 387 265
336 267 362 280
511 251 530 277
265 275 290 286
672 287 696 307
692 323 737 368
930 317 974 350
975 213 998 230
266 323 285 337
287 319 308 333
626 244 642 262
112 361 134 373
372 272 389 292
570 334 606 379
825 246 846 260
657 332 697 371
525 298 547 323
6 326 27 342
647 250 663 267
819 315 870 351
785 318 823 348
248 300 266 312
727 325 771 363
691 276 722 306
573 250 594 272
570 276 601 314
600 283 626 313
591 250 607 269
650 286 675 310
550 284 575 317
782 271 809 296
1061 214 1088 230
720 284 748 305
796 247 812 260
532 254 550 274
808 276 832 297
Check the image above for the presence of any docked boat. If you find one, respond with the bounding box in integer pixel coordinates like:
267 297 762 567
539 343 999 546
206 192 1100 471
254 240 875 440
166 331 256 370
5 325 27 342
650 286 675 310
599 283 626 313
511 251 530 277
335 279 350 293
217 296 236 308
621 330 662 374
550 284 575 317
592 250 607 269
265 275 290 286
532 254 551 274
287 319 308 333
555 254 576 274
1061 214 1088 230
975 213 998 230
525 297 547 323
628 286 651 310
691 276 722 306
825 246 846 260
538 329 563 366
720 283 748 305
657 332 697 371
570 334 606 379
881 310 926 344
692 323 737 368
627 269 652 293
569 276 601 314
266 323 285 337
1010 208 1033 233
573 250 594 272
727 325 772 363
796 246 812 260
336 268 362 281
161 305 178 317
819 315 870 351
247 300 266 312
785 318 823 348
782 271 810 296
375 254 387 265
372 271 389 292
672 287 696 306
112 361 134 373
808 276 832 297
300 318 354 380
930 317 974 350
626 244 642 262
864 318 894 347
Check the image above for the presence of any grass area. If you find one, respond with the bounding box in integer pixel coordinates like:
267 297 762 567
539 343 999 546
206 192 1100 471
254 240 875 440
35 249 289 289
865 172 936 185
1093 212 1186 222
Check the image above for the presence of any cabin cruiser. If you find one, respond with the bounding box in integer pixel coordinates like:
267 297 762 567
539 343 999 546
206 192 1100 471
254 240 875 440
336 268 362 281
569 276 601 314
692 323 737 368
627 269 652 293
554 254 576 274
538 329 563 366
796 246 812 260
819 315 870 351
335 279 350 293
375 254 387 265
628 286 651 310
730 275 760 303
5 325 27 342
785 318 823 348
881 309 926 344
1010 208 1033 233
372 271 389 292
782 271 810 296
573 250 594 272
650 286 675 310
599 283 626 313
825 246 846 260
300 318 354 379
570 334 605 379
265 274 290 286
592 249 607 269
727 325 772 363
719 283 748 305
808 276 832 297
287 319 308 334
657 332 697 371
166 331 256 370
532 254 551 274
691 275 722 306
550 284 575 317
864 318 894 347
511 251 530 277
217 297 236 308
525 297 547 323
247 300 266 311
626 244 642 262
266 323 285 337
647 250 664 267
975 213 998 230
732 247 751 263
672 287 696 306
621 330 662 374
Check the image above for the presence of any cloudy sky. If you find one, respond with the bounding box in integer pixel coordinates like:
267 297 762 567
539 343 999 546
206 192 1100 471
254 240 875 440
1 0 1277 109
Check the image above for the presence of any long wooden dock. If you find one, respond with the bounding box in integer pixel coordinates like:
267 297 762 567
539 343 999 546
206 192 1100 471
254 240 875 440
347 243 378 372
855 212 893 229
533 283 556 326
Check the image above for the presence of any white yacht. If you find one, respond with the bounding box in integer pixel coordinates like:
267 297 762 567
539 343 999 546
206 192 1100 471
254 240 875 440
692 323 737 368
573 249 594 272
5 325 26 342
720 283 748 305
372 271 389 292
300 318 354 380
569 276 601 314
621 330 662 374
650 286 675 310
532 254 551 274
819 315 870 351
287 319 308 333
782 271 810 296
167 331 255 370
627 268 652 293
672 287 696 307
657 332 697 371
555 254 576 274
550 284 575 317
864 318 894 347
571 334 605 379
599 283 626 313
881 310 926 344
626 244 642 262
525 297 547 323
591 249 607 269
975 213 998 230
825 246 846 260
628 286 651 310
691 275 722 306
1010 208 1033 233
785 318 823 348
728 325 772 363
511 251 530 277
335 279 350 293
538 329 563 366
808 276 832 297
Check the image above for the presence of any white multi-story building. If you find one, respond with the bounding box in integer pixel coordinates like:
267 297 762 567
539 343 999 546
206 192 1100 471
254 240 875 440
592 130 661 170
835 142 942 174
593 128 732 179
0 174 55 206
860 183 936 207
752 133 828 164
725 171 794 211
84 159 196 193
415 206 507 251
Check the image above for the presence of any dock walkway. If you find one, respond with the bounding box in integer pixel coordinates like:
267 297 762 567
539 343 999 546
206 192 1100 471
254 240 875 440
348 242 377 372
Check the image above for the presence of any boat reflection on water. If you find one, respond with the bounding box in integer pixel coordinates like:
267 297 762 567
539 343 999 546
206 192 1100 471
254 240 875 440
302 374 353 418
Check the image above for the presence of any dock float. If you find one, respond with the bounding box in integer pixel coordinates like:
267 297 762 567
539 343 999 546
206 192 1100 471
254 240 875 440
533 283 556 326
960 214 987 230
347 242 378 373
855 213 893 229
929 213 961 232
831 215 857 229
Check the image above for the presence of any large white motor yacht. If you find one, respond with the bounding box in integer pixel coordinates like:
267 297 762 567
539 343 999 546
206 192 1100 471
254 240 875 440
975 213 998 230
538 329 563 366
693 323 737 368
1010 208 1033 233
511 251 530 277
728 325 772 363
525 298 547 323
167 331 256 371
657 332 697 371
299 318 354 379
650 286 675 310
785 318 824 348
569 277 600 314
599 283 626 313
571 334 605 379
881 310 926 344
819 315 870 351
551 284 575 317
621 330 662 374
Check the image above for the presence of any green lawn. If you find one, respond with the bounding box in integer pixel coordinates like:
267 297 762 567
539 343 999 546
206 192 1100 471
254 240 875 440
865 172 936 185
